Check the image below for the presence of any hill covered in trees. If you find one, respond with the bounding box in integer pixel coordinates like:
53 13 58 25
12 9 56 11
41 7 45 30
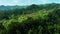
0 3 60 34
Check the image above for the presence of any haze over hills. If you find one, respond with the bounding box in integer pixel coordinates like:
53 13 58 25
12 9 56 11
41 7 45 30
0 3 60 11
0 5 27 11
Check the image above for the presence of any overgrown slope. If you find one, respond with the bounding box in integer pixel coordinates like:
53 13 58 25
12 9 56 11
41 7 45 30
0 3 60 34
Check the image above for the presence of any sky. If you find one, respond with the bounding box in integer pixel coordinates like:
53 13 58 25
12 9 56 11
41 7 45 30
0 0 60 6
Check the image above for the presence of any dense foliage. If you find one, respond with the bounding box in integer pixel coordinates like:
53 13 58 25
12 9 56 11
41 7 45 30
0 3 60 34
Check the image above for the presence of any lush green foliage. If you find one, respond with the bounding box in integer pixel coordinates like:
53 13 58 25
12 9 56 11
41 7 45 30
0 3 60 34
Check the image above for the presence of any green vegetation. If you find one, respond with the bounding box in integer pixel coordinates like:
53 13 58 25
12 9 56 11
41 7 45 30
0 3 60 34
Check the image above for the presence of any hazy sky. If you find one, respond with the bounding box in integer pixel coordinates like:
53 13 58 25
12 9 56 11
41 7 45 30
0 0 60 6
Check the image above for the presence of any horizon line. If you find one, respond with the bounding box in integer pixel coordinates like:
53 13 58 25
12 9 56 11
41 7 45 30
0 3 60 6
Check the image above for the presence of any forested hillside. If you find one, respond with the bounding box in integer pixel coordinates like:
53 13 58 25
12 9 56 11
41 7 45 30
0 3 60 34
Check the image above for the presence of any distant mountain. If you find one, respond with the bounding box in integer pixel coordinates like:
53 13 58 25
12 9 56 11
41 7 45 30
0 5 27 11
0 3 60 11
